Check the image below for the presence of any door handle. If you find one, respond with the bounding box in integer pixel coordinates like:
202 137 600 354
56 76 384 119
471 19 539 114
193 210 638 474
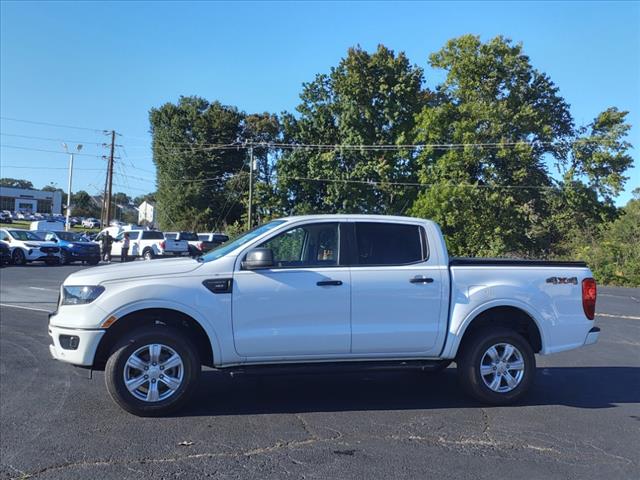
316 280 343 286
410 276 434 284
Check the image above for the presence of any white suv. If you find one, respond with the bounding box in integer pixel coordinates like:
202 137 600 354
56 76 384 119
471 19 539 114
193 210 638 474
0 228 62 265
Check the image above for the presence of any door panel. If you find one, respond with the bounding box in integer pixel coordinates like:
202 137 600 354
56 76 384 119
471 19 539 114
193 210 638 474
349 221 445 355
350 265 444 353
231 221 350 358
232 269 351 357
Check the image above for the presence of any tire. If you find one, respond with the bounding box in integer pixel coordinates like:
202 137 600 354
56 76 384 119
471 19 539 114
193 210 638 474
12 249 26 266
143 249 154 261
88 257 100 265
457 328 535 405
105 327 200 416
45 257 61 266
60 250 70 265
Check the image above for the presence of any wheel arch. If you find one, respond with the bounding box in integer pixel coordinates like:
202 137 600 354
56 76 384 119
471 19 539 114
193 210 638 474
451 302 545 358
93 307 216 370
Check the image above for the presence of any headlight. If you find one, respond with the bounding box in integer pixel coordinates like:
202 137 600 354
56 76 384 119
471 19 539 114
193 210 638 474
61 286 105 305
67 243 75 247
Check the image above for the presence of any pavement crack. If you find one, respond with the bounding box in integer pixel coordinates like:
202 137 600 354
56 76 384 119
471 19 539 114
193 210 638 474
16 427 344 478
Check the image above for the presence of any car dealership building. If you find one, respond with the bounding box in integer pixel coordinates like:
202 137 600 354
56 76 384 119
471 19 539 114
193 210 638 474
0 186 63 214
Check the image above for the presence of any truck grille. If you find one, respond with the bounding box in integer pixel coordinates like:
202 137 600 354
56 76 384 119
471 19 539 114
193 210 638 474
40 246 60 254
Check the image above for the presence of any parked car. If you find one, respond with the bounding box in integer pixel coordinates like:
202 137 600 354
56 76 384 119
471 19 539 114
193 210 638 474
0 212 13 224
30 219 65 231
197 232 229 253
36 230 101 265
69 217 80 227
48 214 600 416
95 229 189 260
82 218 101 228
0 228 61 265
0 240 10 266
165 231 205 255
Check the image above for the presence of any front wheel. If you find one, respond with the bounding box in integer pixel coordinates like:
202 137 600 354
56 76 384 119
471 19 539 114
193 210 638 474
105 327 200 416
60 250 70 265
12 249 26 265
457 328 535 405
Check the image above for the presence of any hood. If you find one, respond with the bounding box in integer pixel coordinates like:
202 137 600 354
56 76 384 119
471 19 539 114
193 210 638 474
63 257 203 285
24 241 59 247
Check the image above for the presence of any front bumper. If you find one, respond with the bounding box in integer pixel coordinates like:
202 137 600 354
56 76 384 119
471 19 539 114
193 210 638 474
67 249 100 261
48 325 105 366
584 326 600 346
26 249 60 261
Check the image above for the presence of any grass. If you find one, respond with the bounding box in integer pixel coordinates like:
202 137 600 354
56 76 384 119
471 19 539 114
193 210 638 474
1 220 100 234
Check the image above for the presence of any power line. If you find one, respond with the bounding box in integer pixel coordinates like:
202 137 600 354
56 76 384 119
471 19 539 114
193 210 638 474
1 165 105 171
0 132 120 147
277 176 560 190
0 116 107 133
0 144 108 158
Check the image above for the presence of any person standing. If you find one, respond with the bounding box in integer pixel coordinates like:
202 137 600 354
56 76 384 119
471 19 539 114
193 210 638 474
121 232 130 263
101 231 113 263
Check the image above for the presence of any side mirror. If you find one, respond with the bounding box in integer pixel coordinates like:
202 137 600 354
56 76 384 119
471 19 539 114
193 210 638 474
242 248 274 270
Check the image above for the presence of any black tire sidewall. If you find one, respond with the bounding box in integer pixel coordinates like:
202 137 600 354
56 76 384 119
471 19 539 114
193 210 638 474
143 249 153 260
12 249 25 265
459 328 535 405
105 327 200 416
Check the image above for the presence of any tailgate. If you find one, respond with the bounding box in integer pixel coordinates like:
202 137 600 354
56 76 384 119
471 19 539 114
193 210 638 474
163 240 188 253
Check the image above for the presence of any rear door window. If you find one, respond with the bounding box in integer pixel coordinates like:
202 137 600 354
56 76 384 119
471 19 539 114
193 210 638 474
354 222 425 266
141 231 163 240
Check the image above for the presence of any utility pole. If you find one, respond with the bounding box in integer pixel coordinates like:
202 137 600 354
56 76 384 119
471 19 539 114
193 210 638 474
247 145 254 230
104 130 116 227
62 143 82 231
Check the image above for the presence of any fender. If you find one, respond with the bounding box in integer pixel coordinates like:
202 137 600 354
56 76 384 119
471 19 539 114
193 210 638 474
104 298 223 365
441 298 549 359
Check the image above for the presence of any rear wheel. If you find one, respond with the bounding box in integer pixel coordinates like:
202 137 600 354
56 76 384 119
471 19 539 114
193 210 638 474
11 249 26 265
105 327 200 416
143 249 154 261
457 328 535 405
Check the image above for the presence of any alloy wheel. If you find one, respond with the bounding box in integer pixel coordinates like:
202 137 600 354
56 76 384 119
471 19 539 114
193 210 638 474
479 342 525 393
123 344 184 402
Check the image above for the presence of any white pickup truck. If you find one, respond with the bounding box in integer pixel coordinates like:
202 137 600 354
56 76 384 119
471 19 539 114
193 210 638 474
95 229 189 260
48 215 599 416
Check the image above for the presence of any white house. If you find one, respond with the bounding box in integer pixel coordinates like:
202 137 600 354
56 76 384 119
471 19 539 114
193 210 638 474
138 200 156 225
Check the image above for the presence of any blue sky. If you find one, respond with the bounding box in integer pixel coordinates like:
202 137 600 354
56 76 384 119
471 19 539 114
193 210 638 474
1 1 638 205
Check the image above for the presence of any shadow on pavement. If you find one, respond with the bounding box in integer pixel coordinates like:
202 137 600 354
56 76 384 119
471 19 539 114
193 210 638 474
178 366 640 417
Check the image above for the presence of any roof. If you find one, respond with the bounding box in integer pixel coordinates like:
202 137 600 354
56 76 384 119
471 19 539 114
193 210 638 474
276 214 429 223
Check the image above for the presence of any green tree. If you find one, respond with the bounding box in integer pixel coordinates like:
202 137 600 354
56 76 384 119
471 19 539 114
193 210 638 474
150 97 246 231
71 190 99 218
0 178 34 189
277 45 426 214
410 35 574 256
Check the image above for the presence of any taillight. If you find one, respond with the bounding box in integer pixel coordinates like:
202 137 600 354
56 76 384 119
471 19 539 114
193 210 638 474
160 240 166 249
582 278 597 320
198 242 204 250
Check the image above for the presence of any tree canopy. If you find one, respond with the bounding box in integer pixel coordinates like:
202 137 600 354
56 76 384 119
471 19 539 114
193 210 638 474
147 36 635 284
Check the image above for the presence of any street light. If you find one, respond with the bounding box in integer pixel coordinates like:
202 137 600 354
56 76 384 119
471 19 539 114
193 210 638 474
62 143 83 231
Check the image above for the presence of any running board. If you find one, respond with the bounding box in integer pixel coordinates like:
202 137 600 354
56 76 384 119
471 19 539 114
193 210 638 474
220 359 452 377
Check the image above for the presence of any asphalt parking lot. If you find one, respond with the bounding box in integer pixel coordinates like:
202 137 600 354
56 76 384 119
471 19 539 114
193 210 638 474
0 264 639 480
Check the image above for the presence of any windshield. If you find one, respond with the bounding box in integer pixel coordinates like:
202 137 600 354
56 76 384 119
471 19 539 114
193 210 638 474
201 220 286 263
9 230 42 241
54 231 86 242
179 232 198 241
